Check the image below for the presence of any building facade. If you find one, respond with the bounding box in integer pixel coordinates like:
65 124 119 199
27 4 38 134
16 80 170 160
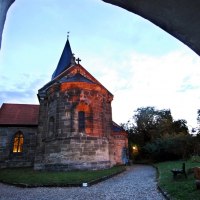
0 104 39 168
0 39 128 171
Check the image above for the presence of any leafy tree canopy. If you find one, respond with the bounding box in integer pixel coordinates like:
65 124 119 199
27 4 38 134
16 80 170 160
126 106 189 146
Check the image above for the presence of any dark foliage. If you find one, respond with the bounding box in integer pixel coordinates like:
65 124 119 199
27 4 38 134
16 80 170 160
125 106 192 162
143 135 194 161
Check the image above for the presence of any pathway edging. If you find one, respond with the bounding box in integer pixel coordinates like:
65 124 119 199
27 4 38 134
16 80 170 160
153 165 171 200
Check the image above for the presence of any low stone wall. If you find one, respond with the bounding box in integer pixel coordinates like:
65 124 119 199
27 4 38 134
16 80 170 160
44 161 110 171
34 136 110 171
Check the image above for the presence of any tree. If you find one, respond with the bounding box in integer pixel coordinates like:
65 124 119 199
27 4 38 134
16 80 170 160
130 107 189 141
126 106 189 161
133 107 158 143
197 109 200 134
0 0 15 49
153 109 174 138
143 134 194 161
172 119 188 135
131 107 176 143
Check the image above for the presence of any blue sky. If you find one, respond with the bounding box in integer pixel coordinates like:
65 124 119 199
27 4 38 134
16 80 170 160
1 0 200 130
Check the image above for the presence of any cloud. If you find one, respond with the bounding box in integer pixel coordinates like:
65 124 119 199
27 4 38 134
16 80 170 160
1 43 200 129
87 47 200 127
0 73 48 106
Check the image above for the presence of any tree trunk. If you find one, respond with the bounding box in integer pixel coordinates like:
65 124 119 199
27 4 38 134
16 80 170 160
0 0 15 49
102 0 200 56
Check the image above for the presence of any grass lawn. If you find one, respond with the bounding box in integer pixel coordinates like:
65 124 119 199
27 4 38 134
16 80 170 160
0 165 125 187
155 160 200 200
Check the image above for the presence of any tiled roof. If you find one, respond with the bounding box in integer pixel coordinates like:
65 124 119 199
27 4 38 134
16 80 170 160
0 103 39 126
51 39 73 80
112 121 125 132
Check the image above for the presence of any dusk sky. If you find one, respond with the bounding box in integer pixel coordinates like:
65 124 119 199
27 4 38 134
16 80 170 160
1 0 200 130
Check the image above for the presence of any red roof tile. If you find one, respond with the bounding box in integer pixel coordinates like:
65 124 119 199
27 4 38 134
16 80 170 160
0 103 39 126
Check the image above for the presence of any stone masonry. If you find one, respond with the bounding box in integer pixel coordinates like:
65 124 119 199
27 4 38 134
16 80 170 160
34 64 115 171
0 126 37 168
0 39 128 171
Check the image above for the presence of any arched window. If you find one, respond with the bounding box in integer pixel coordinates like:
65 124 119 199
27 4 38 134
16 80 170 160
49 117 55 136
76 103 93 135
13 132 24 153
78 111 85 132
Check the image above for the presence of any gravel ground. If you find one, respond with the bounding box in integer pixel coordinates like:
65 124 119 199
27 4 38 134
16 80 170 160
0 165 165 200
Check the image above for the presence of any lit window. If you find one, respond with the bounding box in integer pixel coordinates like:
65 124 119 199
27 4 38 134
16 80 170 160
78 111 85 132
13 132 24 153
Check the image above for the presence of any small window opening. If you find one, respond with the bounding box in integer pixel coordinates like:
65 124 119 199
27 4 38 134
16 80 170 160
13 132 24 153
49 117 55 136
78 111 85 132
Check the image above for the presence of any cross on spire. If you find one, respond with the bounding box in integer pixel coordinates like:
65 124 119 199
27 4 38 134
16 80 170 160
67 31 70 40
76 57 81 64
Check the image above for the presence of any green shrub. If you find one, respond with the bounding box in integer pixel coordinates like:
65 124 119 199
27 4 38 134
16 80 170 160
143 135 194 162
191 155 200 162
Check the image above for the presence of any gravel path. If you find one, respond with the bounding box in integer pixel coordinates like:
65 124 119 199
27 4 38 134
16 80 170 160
0 165 165 200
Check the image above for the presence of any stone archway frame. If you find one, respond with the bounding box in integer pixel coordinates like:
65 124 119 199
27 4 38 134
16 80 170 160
2 1 200 56
76 102 93 136
0 0 15 49
102 0 200 56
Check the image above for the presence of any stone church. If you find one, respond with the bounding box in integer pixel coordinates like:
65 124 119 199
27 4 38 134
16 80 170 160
0 39 128 171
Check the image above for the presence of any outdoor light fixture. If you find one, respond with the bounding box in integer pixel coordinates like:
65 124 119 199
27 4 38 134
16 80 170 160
132 145 138 154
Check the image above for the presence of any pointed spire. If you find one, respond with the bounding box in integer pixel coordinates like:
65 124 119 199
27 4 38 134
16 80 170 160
51 37 73 80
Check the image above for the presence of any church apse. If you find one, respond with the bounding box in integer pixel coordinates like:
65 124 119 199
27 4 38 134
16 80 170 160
34 40 115 170
34 74 113 170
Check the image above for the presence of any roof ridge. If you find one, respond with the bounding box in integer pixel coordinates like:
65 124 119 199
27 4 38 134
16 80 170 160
2 103 39 105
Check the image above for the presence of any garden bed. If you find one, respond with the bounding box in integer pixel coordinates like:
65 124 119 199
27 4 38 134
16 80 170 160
0 166 126 187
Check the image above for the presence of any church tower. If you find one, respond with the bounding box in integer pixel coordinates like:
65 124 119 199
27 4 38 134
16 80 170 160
34 38 114 171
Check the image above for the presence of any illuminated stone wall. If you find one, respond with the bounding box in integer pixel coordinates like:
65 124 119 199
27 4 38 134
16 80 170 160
0 126 37 168
37 136 110 171
34 65 114 170
109 132 128 165
0 64 128 170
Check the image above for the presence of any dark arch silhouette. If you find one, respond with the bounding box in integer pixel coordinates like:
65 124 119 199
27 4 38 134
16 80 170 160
0 0 15 49
103 0 200 56
1 0 200 56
